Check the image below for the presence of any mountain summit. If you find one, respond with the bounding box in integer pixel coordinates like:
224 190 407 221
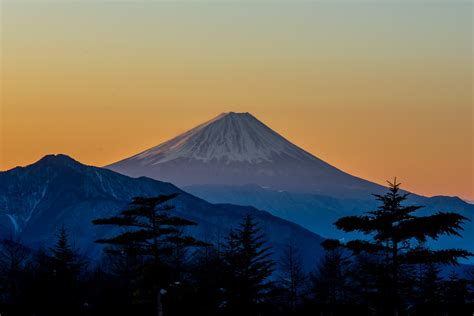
106 113 474 259
107 112 382 196
119 112 314 164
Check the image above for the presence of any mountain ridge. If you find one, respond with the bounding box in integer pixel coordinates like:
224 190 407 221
0 154 325 270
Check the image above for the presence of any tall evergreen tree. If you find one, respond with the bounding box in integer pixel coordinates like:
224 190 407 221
278 239 306 311
325 179 472 315
49 226 86 279
412 260 442 315
221 215 275 315
189 244 226 315
311 241 352 307
412 243 443 308
44 226 87 315
0 238 29 303
92 194 205 316
348 251 380 309
442 271 469 306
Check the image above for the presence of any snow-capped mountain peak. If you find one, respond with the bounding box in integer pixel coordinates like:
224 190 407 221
125 112 313 164
107 112 381 195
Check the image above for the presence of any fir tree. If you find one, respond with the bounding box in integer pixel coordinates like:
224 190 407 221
442 271 469 306
0 238 29 303
190 244 226 315
278 238 306 311
49 226 86 279
312 241 352 307
92 194 205 316
221 215 275 315
412 243 442 307
47 226 87 315
325 179 472 315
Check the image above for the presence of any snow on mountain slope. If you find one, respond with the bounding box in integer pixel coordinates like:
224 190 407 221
107 112 384 197
124 112 314 164
105 112 474 263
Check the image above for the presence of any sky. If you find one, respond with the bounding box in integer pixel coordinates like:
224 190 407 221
0 0 472 200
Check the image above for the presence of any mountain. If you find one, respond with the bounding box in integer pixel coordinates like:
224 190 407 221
184 184 474 261
0 154 325 270
106 112 473 261
107 112 385 198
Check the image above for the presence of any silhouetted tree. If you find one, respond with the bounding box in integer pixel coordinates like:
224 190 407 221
189 244 226 315
410 261 442 315
410 242 443 308
442 271 469 306
278 238 306 311
167 227 205 282
12 227 88 315
92 194 205 316
467 266 474 303
312 240 352 308
348 251 381 310
221 215 275 315
47 226 87 314
49 226 87 280
325 179 472 315
0 238 30 303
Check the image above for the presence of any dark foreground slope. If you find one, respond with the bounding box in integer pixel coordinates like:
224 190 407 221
0 155 324 270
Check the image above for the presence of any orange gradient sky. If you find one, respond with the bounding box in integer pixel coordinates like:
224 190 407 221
1 1 473 200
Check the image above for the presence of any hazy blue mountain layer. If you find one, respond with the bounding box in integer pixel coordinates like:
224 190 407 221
185 183 474 262
0 154 325 270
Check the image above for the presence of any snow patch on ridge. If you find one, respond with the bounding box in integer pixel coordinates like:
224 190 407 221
25 185 48 223
6 214 19 234
95 171 118 199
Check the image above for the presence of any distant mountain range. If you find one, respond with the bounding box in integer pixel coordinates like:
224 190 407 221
184 184 474 259
106 112 474 260
1 112 471 267
0 154 325 270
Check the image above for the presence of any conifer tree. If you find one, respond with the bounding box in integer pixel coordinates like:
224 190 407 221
49 226 87 284
49 226 86 279
278 239 306 311
312 241 352 307
190 244 226 315
0 238 29 303
325 179 472 315
221 215 275 314
442 271 469 306
92 194 204 316
412 243 442 307
413 260 442 315
47 226 87 314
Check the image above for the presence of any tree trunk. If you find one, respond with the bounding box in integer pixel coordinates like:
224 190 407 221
157 290 163 316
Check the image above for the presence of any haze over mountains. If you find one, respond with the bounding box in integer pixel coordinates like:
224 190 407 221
107 112 474 258
0 154 325 269
1 112 471 265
